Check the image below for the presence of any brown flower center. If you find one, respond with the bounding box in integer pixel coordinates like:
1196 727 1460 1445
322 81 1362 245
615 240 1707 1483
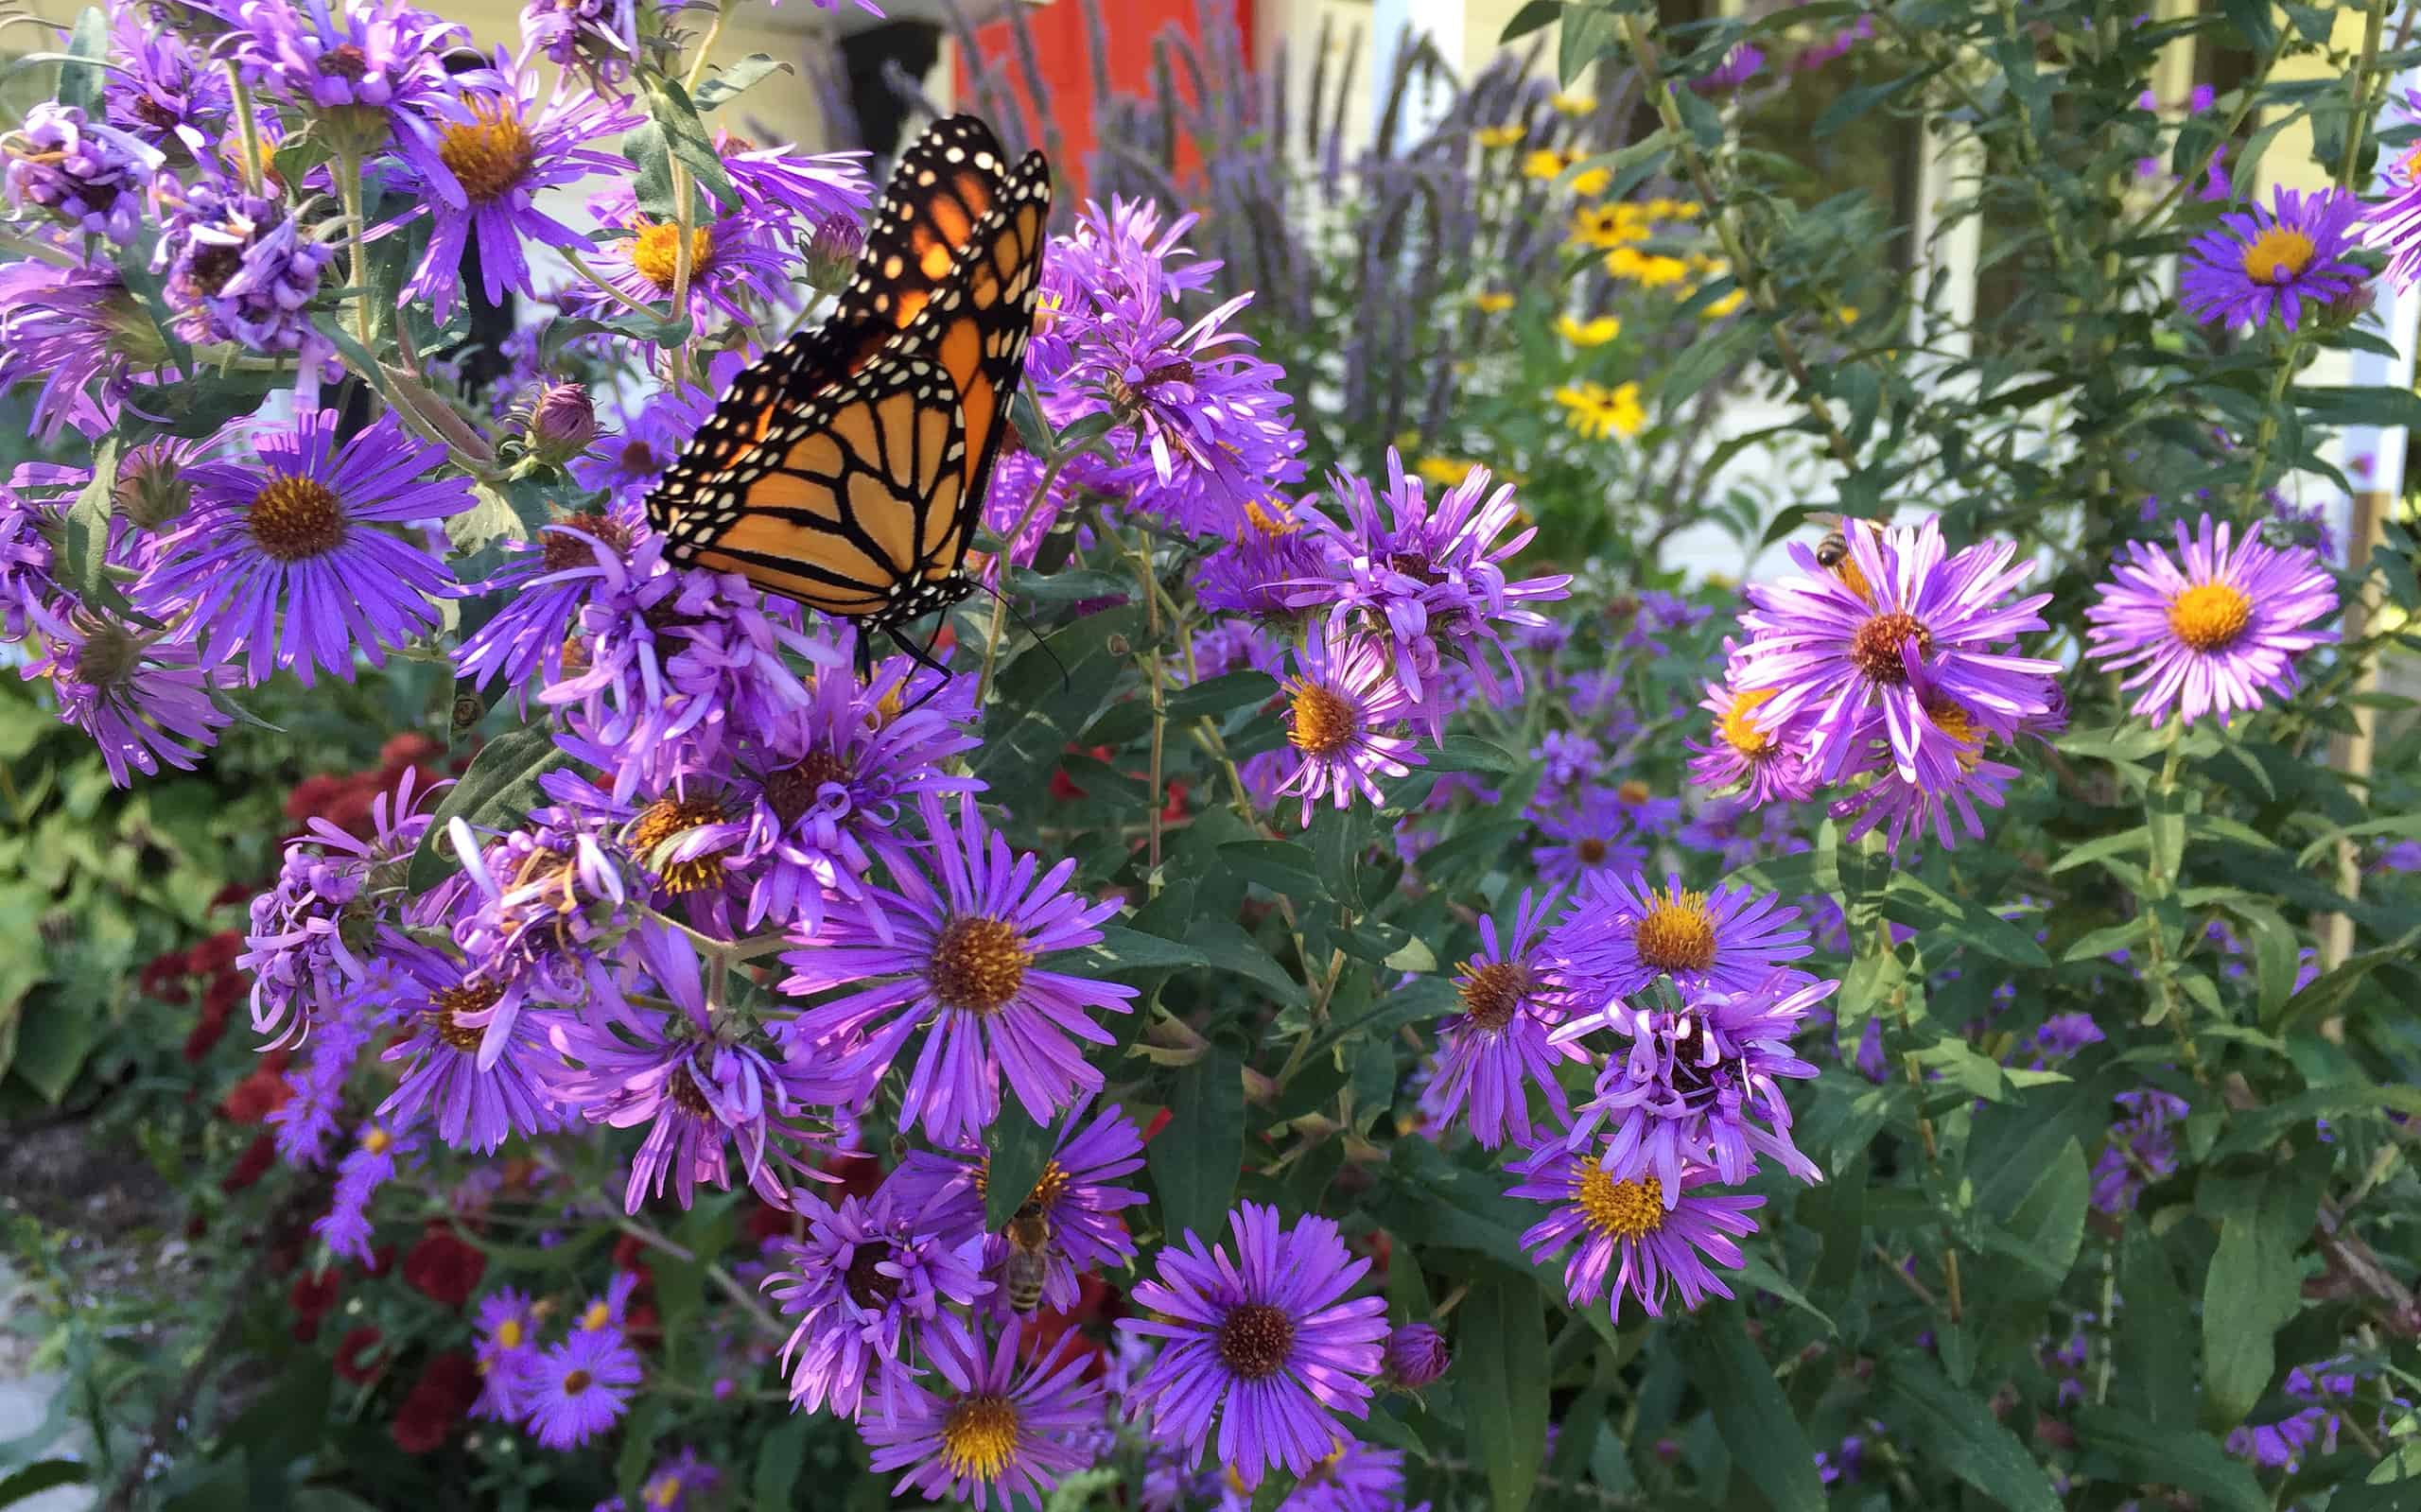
185 243 243 297
1457 959 1533 1032
69 622 139 687
317 43 371 79
561 1367 592 1395
1287 681 1355 758
438 98 536 203
429 982 505 1051
1216 1302 1296 1380
1576 837 1608 865
631 796 727 895
248 474 345 562
2166 582 2254 652
1633 888 1716 973
929 915 1032 1014
763 749 852 826
1848 611 1929 684
845 1243 901 1311
618 440 659 474
669 1052 718 1119
541 512 630 572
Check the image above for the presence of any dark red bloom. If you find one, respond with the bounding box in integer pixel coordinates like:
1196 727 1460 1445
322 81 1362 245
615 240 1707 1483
138 948 191 1002
335 1325 386 1383
188 930 242 976
402 1229 487 1308
220 1056 293 1124
289 1266 341 1323
220 1131 276 1192
183 999 231 1063
391 1351 479 1454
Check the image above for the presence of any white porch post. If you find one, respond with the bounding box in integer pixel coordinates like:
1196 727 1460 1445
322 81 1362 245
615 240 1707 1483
1369 0 1466 141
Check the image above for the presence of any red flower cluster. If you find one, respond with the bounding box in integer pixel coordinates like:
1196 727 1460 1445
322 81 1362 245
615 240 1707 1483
402 1227 488 1309
391 1351 479 1454
142 928 246 1063
286 732 446 839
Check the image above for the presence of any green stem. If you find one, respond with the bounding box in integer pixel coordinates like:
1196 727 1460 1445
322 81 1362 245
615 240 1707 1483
2340 0 2391 187
223 62 266 198
2241 336 2306 510
334 146 374 359
973 442 1090 706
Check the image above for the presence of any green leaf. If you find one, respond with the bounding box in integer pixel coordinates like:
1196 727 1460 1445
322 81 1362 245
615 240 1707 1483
1217 840 1327 898
2073 1405 2266 1512
59 435 125 616
1080 924 1210 973
1880 874 2048 965
2293 812 2421 869
1675 1304 1826 1512
1974 1138 2087 1291
2116 1221 2196 1429
1813 65 1937 139
1425 735 1518 775
9 995 98 1104
749 1416 810 1509
1182 918 1306 1006
1164 669 1277 722
644 78 739 210
448 483 526 552
1882 1355 2063 1512
1558 4 1618 85
0 1459 90 1504
693 52 792 111
615 1397 668 1511
1148 1046 1243 1243
984 1107 1059 1230
1500 0 1561 43
2200 1160 2323 1430
51 9 109 114
403 724 567 894
1458 1271 1550 1512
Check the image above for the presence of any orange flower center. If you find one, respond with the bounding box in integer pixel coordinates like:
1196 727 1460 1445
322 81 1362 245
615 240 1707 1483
2167 582 2254 652
248 474 345 562
1720 687 1775 756
1849 611 1929 684
428 982 505 1051
1287 681 1355 757
2239 226 2315 286
631 796 726 894
930 915 1031 1014
1457 959 1533 1032
1575 1162 1666 1240
629 220 716 290
1633 889 1716 972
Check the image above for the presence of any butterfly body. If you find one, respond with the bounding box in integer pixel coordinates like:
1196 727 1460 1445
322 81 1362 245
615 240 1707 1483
645 115 1052 672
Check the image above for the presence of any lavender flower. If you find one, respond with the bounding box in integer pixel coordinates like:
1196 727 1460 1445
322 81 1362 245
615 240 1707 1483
2183 187 2366 329
156 177 338 356
860 1317 1106 1511
525 1325 640 1448
2082 514 2339 726
104 9 231 158
1273 627 1423 826
471 1286 541 1420
780 793 1137 1145
313 1121 415 1262
18 603 234 786
1507 1149 1762 1318
0 255 170 442
142 408 474 686
1530 789 1649 887
3 103 163 245
1547 871 1813 1008
1685 676 1816 805
376 945 565 1154
223 0 487 179
764 1189 993 1420
1419 890 1586 1150
1117 1203 1389 1489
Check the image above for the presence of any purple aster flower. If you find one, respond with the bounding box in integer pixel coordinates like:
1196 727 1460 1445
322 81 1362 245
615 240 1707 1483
313 1119 416 1261
142 408 474 687
713 126 873 235
375 944 565 1154
763 1188 994 1420
861 1317 1106 1511
595 1448 722 1512
1116 1203 1389 1489
104 7 231 158
1382 1323 1450 1388
156 177 338 356
575 185 796 339
1732 517 2058 790
1532 730 1604 792
1293 452 1574 736
1189 617 1284 680
0 254 171 442
1272 627 1423 826
18 601 235 786
390 51 643 320
1557 972 1831 1193
2082 514 2339 726
2090 1087 2188 1213
2034 1012 2105 1063
221 0 489 186
779 792 1137 1145
1685 675 1817 805
1546 870 1812 1008
1690 42 1765 93
2264 494 2339 559
1530 789 1649 887
1507 1149 1762 1318
471 1285 542 1420
524 1324 640 1448
453 502 640 698
4 102 164 246
2181 187 2366 329
519 0 636 84
270 984 376 1164
571 370 727 500
1194 501 1339 624
1418 890 1586 1150
1609 777 1681 835
1827 698 2021 855
884 1100 1148 1314
241 769 439 1045
556 921 851 1210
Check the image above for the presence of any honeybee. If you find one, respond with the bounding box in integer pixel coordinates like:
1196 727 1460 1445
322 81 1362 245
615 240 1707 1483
1812 517 1874 601
1814 527 1852 570
999 1200 1054 1313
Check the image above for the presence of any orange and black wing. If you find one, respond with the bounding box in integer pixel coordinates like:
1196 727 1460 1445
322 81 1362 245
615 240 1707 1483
645 115 1023 535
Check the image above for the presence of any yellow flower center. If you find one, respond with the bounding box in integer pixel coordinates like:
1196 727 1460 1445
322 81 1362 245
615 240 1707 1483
1575 1162 1667 1240
1849 611 1929 685
1615 779 1651 807
1720 687 1775 756
1926 698 1985 773
631 796 728 895
645 1474 683 1509
429 982 504 1052
1216 1302 1296 1380
1242 498 1296 539
582 1299 611 1330
248 474 345 563
939 1394 1021 1480
2167 582 2254 652
1457 959 1533 1032
629 220 717 291
1287 681 1356 758
361 1125 392 1156
1475 289 1515 312
1633 888 1716 973
496 1317 524 1348
930 915 1032 1014
2239 226 2315 286
438 98 536 203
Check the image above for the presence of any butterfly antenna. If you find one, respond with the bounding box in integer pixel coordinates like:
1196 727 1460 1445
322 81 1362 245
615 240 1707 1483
979 574 1070 694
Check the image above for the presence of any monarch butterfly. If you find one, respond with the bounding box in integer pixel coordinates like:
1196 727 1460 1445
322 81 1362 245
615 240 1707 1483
644 115 1052 674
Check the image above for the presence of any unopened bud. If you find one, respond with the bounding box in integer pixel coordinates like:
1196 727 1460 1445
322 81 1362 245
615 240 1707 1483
804 213 865 295
527 381 599 464
1383 1322 1450 1388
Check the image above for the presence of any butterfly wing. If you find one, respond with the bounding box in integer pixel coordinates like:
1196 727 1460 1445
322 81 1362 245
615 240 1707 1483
646 115 1022 535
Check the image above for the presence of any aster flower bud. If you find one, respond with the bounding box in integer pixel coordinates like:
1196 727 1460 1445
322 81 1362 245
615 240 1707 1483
1384 1322 1451 1387
115 448 194 531
3 102 164 247
802 211 865 295
526 381 599 464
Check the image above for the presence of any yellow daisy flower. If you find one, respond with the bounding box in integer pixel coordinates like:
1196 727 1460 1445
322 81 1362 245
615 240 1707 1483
1550 91 1597 115
1553 380 1646 441
1415 455 1475 488
1569 164 1612 197
1569 203 1636 249
1477 123 1526 148
1701 288 1747 318
1556 313 1622 347
1520 148 1566 182
1475 289 1516 313
1603 246 1690 287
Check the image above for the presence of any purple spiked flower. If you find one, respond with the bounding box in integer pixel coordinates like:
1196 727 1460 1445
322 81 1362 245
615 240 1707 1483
1272 626 1423 826
1419 890 1586 1150
2082 514 2339 727
314 1120 414 1262
375 945 565 1155
524 1325 639 1448
779 793 1137 1145
1546 870 1812 1009
2183 187 2366 329
104 10 231 158
860 1317 1106 1511
156 179 339 356
1731 517 2059 789
4 102 163 245
1116 1203 1389 1489
18 602 235 786
141 408 474 687
763 1189 993 1420
1507 1149 1763 1318
1827 698 2022 855
518 0 636 83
